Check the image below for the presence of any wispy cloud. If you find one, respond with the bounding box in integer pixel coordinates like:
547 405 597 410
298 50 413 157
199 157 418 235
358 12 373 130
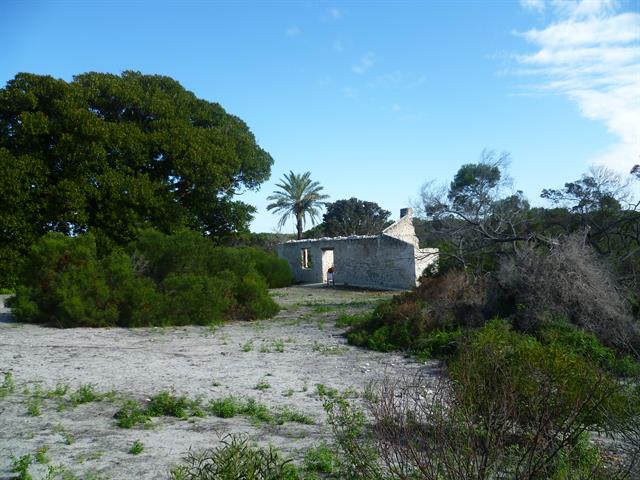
328 8 343 20
333 39 344 52
515 0 640 172
285 26 301 37
520 0 545 12
366 71 426 89
352 52 377 74
391 103 402 112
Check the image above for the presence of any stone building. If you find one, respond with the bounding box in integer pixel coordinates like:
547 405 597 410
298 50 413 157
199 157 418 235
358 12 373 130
276 208 438 290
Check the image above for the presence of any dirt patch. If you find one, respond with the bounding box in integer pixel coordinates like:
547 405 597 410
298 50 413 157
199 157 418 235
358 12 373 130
0 286 438 479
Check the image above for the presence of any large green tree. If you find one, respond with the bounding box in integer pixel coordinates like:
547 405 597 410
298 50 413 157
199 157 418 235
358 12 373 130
266 171 329 239
322 197 391 237
0 71 273 287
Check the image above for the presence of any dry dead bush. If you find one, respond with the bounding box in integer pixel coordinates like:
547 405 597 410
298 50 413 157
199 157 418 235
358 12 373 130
416 270 488 329
497 232 639 355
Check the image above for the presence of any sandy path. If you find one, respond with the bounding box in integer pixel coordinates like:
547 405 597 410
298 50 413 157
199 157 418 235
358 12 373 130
0 286 437 479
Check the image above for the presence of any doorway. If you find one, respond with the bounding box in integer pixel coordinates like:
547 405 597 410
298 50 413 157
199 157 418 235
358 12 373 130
321 248 334 284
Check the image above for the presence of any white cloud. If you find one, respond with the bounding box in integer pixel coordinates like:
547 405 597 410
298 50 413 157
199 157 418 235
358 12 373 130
352 52 377 74
520 0 545 12
285 26 301 37
366 71 427 89
329 8 343 20
515 0 640 172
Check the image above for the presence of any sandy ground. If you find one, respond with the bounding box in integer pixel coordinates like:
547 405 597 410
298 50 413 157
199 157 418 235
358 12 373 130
0 286 438 479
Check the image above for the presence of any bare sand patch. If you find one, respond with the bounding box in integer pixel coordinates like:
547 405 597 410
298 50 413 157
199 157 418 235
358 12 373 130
0 286 438 479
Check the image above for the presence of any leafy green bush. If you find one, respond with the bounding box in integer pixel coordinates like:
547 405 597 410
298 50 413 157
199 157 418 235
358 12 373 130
12 230 287 327
450 320 636 433
169 434 300 480
242 247 293 288
537 322 640 377
113 400 150 428
326 321 639 480
346 271 487 358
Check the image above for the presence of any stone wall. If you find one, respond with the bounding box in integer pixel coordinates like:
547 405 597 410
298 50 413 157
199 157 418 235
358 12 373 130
276 208 439 290
276 235 419 290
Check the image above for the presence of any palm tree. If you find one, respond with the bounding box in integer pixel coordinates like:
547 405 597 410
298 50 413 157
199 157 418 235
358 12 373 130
267 171 329 239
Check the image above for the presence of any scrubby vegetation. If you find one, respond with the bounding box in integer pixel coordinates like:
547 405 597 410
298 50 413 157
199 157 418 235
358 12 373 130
332 157 640 479
11 229 291 327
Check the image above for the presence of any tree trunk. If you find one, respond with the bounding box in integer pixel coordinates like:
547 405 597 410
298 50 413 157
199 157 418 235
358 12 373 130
296 214 303 240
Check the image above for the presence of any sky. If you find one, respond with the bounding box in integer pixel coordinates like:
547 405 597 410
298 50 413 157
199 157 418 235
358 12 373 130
1 0 639 233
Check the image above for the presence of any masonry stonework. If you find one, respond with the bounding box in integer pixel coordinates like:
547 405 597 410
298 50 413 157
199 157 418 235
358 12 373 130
276 208 438 290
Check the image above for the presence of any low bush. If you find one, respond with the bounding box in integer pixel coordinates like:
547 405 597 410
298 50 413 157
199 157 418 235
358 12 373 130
496 234 640 355
12 230 290 327
346 270 487 358
115 391 205 427
326 321 640 480
169 434 300 480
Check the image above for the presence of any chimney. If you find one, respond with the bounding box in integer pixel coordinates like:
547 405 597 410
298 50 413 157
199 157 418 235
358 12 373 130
400 207 412 219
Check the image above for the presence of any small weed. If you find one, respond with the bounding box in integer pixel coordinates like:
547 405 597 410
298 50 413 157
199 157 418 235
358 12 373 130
311 305 335 314
27 397 42 416
0 372 15 398
241 340 253 352
243 398 274 424
259 344 271 353
169 434 299 479
302 381 309 392
209 396 274 423
278 406 314 425
52 423 75 444
63 432 75 445
35 446 50 464
211 381 221 387
129 440 144 455
69 384 105 406
316 384 340 399
208 396 242 418
147 391 191 418
312 341 348 355
45 384 69 399
11 454 33 480
335 312 370 328
114 400 150 428
303 442 337 474
282 388 294 397
254 379 271 391
272 339 285 353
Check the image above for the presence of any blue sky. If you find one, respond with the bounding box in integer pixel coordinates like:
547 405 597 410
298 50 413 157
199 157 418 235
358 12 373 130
2 0 638 233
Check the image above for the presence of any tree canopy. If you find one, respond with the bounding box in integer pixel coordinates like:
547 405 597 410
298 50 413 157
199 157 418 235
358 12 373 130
0 71 274 286
322 197 391 237
266 171 329 239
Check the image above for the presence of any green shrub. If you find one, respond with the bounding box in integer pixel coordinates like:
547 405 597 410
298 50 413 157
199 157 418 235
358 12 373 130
241 247 293 288
537 322 640 377
0 372 15 398
10 454 33 480
113 400 150 428
146 391 192 418
129 440 144 455
208 397 242 418
161 273 235 326
12 230 282 327
450 320 637 443
169 434 300 480
327 321 638 480
414 328 462 359
303 443 336 474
